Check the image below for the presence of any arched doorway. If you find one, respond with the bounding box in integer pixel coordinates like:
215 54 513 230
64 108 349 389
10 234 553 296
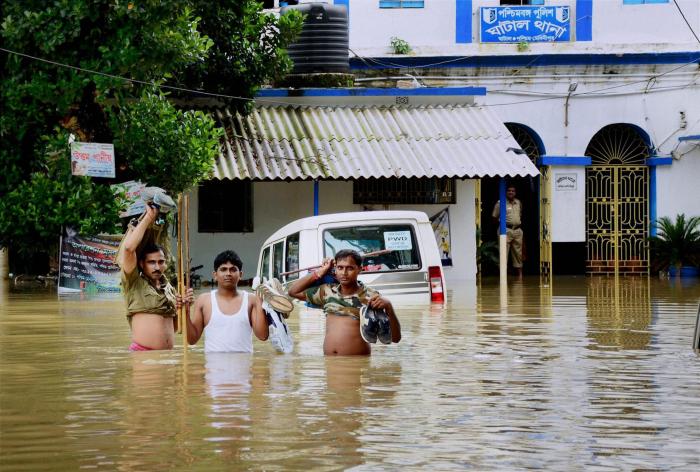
479 123 544 276
585 124 651 274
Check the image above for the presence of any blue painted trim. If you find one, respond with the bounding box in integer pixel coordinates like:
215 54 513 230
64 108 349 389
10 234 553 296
649 166 657 237
455 0 472 44
678 134 700 141
506 122 546 155
349 51 700 70
538 156 592 166
576 0 593 42
334 0 349 21
313 180 319 216
499 179 506 236
256 86 487 97
646 157 673 166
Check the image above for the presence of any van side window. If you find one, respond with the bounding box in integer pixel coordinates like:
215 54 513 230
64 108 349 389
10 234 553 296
272 241 284 280
260 246 271 281
285 233 300 281
323 224 421 272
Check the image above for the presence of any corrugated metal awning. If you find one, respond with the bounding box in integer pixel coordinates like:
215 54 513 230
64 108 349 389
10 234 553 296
213 104 539 180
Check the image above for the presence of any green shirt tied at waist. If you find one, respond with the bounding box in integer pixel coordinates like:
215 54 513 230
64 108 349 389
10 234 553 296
121 268 177 320
305 281 379 320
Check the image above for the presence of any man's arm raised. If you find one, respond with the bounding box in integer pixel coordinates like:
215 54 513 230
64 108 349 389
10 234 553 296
116 205 158 274
287 258 334 300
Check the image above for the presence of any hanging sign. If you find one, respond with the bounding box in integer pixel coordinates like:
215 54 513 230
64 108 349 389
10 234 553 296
58 227 121 293
70 142 115 178
430 208 452 266
480 6 570 43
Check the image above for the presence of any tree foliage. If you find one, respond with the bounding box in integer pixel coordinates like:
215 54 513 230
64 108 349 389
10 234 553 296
0 0 303 262
649 214 700 271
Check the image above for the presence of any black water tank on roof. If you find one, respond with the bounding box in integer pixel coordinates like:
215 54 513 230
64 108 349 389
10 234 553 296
282 2 349 74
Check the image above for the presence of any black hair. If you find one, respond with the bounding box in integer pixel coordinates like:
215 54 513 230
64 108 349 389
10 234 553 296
138 243 165 261
214 250 243 271
335 249 362 266
507 184 517 191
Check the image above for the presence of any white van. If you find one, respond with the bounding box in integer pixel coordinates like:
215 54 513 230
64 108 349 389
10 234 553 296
253 211 446 304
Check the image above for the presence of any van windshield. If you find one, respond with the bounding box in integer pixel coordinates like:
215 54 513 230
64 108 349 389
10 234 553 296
323 224 421 272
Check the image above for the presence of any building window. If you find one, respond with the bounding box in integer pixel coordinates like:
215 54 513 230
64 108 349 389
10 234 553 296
500 0 545 5
354 177 456 205
379 1 425 8
623 1 668 4
198 180 253 233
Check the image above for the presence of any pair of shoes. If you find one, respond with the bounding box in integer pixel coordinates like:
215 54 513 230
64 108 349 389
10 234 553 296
264 302 293 354
359 305 392 345
256 278 294 317
141 187 176 214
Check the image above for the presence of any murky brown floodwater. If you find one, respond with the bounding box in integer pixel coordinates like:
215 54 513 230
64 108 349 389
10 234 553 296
1 276 699 471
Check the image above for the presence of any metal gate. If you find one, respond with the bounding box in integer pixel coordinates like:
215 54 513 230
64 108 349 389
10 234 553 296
586 165 649 274
539 165 552 280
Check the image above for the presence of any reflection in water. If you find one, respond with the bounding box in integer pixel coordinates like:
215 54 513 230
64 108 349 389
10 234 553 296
587 277 652 350
1 278 700 470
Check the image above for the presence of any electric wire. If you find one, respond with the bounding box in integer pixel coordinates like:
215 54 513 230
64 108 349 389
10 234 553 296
673 0 700 44
1 46 699 109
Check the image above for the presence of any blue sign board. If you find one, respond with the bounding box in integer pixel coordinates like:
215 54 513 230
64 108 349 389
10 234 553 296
480 6 570 43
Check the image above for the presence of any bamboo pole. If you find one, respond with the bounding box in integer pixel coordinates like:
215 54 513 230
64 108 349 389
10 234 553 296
176 195 184 334
183 194 190 351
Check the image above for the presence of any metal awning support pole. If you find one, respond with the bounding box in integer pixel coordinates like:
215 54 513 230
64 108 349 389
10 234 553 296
313 180 319 216
499 178 508 288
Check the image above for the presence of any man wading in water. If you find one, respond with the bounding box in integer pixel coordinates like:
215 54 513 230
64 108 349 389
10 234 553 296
288 249 401 355
117 205 186 351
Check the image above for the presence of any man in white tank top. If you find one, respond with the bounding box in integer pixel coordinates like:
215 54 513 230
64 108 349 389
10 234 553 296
184 250 268 352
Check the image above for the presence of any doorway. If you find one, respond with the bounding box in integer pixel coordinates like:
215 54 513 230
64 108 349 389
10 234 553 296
585 124 650 274
479 123 543 276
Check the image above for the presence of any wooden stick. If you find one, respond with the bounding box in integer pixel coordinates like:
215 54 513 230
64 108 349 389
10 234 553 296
183 194 190 350
279 249 394 277
176 195 184 334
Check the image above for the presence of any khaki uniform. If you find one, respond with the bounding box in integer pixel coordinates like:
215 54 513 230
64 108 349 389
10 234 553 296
492 198 523 269
121 268 177 321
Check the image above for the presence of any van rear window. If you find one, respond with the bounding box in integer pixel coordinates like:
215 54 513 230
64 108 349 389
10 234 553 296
323 224 421 272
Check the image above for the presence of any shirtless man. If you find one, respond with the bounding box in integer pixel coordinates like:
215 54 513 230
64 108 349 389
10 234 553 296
288 249 401 356
117 205 181 351
186 250 268 352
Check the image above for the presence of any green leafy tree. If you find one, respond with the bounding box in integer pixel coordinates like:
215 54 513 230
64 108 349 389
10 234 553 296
649 214 700 272
0 0 302 271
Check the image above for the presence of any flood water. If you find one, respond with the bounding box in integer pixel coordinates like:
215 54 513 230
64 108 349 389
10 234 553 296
1 276 699 471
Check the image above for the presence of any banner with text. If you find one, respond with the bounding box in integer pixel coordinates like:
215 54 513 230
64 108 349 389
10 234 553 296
70 142 115 178
112 180 146 218
58 227 121 293
480 6 570 43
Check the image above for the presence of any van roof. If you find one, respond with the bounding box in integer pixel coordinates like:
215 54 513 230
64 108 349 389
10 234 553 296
263 210 430 243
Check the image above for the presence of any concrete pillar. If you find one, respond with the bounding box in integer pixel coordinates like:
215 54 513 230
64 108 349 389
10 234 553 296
498 179 508 287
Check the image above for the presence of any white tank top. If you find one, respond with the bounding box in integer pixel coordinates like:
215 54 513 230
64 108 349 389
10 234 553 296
204 290 253 353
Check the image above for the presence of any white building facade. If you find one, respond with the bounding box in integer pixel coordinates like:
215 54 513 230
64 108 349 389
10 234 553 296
186 0 700 280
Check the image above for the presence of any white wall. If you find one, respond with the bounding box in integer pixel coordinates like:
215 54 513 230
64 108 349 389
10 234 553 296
656 149 700 220
550 166 586 242
187 179 478 283
346 0 700 56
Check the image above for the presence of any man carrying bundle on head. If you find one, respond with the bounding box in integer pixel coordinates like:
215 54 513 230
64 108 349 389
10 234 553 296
116 191 188 351
287 249 401 356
